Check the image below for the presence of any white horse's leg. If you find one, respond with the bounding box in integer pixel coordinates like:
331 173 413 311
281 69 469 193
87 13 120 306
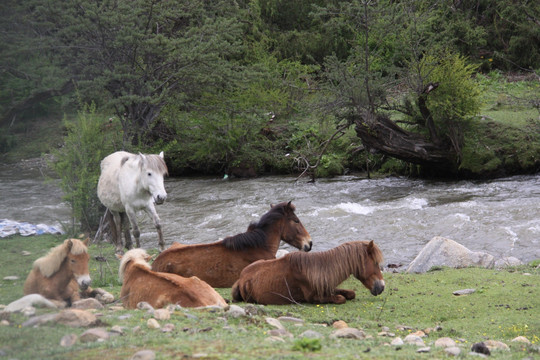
125 208 141 248
145 203 164 251
120 212 133 250
110 210 124 254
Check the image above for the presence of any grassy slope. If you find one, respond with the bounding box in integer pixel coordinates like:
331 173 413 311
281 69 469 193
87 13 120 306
1 235 539 359
459 74 540 176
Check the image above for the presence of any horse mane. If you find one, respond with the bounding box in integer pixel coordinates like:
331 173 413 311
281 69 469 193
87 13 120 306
143 153 169 176
119 248 151 282
222 202 291 251
287 241 383 297
33 239 88 278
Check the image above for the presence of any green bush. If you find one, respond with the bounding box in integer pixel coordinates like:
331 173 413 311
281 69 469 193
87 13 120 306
49 104 121 234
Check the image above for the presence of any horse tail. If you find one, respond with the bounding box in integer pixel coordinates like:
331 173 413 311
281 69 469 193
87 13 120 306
231 280 244 302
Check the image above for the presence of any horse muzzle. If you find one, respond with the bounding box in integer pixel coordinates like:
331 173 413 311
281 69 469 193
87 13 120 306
154 194 167 205
77 275 92 290
371 280 385 296
303 240 313 252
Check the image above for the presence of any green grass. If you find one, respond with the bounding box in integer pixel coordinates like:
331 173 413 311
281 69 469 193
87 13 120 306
1 235 539 359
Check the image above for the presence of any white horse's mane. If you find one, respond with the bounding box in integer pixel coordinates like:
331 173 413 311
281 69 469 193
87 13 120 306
118 248 152 282
33 239 88 278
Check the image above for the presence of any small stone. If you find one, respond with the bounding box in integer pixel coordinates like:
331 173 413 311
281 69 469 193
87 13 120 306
93 288 115 304
404 334 425 346
60 334 78 347
411 330 426 337
268 328 293 338
21 251 31 256
147 318 160 329
265 317 284 330
300 330 323 339
72 298 104 310
110 325 124 335
445 346 461 356
109 305 125 311
0 320 9 326
227 305 246 318
391 337 404 346
435 337 456 348
161 323 175 333
452 288 476 296
277 316 304 325
332 320 348 329
243 304 266 316
153 308 170 320
130 350 156 360
330 327 366 339
79 328 109 343
483 340 509 350
55 309 98 327
381 326 390 332
417 347 431 353
511 336 531 344
3 276 18 281
118 314 132 320
266 336 285 343
137 302 154 312
378 331 395 337
21 306 36 317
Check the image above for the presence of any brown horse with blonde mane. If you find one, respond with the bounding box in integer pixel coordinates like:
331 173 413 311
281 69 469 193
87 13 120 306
151 201 312 288
232 240 385 305
118 249 227 309
23 238 91 306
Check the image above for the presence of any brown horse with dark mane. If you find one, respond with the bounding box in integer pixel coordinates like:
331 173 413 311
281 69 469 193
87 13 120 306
151 201 312 288
232 241 385 305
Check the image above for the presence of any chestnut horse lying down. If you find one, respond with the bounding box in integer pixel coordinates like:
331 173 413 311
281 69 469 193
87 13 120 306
118 249 227 309
23 238 92 307
232 241 385 305
151 202 312 288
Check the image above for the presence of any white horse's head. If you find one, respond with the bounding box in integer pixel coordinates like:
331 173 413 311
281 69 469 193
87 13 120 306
138 151 168 205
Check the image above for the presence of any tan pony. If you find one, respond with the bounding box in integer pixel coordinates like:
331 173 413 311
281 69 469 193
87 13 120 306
23 238 91 306
232 241 385 305
118 249 227 309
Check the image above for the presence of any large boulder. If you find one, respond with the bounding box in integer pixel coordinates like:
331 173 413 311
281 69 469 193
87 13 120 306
406 237 495 273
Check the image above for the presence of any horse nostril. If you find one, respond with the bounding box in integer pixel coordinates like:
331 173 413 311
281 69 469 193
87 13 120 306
303 241 312 252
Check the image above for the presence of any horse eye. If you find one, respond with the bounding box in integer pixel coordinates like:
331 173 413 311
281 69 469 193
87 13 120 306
292 219 300 224
71 259 76 263
148 172 152 176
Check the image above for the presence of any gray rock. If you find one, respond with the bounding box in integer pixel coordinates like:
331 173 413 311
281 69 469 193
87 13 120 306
277 316 304 325
54 309 98 327
137 302 154 312
407 237 495 273
79 328 109 343
60 334 78 347
453 289 476 296
391 337 404 346
265 317 284 330
435 337 457 348
268 328 293 338
153 308 170 320
403 334 425 346
131 350 156 360
300 330 324 339
417 347 431 353
22 313 58 327
494 256 523 269
445 346 461 356
330 327 366 339
227 305 246 318
72 298 104 310
4 294 57 312
3 276 19 281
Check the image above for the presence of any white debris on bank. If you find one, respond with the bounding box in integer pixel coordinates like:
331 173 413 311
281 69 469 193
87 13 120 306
0 219 64 238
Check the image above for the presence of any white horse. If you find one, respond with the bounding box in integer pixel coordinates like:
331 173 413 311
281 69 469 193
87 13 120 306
97 151 168 253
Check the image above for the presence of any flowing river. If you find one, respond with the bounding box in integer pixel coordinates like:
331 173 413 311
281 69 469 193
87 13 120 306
1 162 539 267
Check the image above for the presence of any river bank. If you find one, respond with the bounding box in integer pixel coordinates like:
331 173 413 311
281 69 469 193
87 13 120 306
0 235 539 359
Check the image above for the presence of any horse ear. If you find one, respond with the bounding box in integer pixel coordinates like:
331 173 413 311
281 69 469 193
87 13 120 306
367 240 375 253
115 253 123 260
66 239 73 252
83 237 90 246
159 151 164 158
